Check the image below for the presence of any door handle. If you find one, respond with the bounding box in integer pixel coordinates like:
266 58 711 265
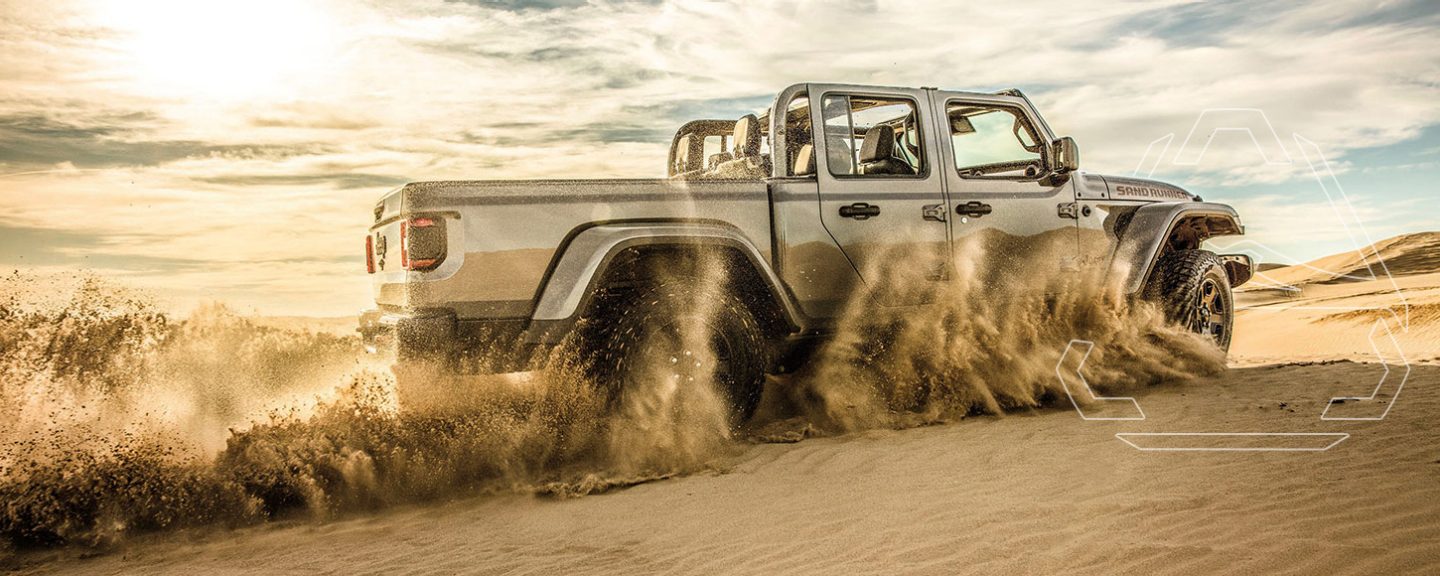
839 202 881 220
922 204 947 222
956 201 992 218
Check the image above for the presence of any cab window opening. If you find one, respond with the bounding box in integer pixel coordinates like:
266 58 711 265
947 102 1046 180
820 94 925 178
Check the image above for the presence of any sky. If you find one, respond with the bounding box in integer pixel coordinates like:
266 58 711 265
0 0 1437 316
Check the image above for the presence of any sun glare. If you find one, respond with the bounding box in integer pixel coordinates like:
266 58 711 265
101 0 340 101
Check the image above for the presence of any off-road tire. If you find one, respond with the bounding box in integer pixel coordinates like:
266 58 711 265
1146 249 1234 351
581 283 768 427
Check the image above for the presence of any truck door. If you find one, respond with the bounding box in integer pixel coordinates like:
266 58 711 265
930 92 1079 289
812 86 950 307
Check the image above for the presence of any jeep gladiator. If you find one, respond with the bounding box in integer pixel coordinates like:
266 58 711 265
360 82 1252 422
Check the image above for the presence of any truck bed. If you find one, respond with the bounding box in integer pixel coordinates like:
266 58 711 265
368 178 773 320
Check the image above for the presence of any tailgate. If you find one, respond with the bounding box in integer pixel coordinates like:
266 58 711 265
365 188 457 308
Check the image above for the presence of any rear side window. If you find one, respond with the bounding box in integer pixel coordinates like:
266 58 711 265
820 95 925 177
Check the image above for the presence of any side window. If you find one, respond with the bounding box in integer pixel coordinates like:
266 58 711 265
820 95 924 177
947 103 1044 179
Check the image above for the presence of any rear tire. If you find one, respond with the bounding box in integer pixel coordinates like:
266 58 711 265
1145 249 1234 351
581 283 768 428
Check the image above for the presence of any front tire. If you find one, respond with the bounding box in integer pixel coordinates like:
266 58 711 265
1145 249 1234 351
581 283 768 428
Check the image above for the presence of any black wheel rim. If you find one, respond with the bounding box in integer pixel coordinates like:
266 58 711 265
1189 277 1228 345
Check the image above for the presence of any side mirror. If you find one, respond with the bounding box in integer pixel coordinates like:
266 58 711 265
1052 136 1079 173
950 115 975 134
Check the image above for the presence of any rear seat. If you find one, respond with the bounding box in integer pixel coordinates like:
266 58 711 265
709 114 769 180
707 152 733 170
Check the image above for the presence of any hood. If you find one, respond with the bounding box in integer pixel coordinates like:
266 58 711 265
1092 174 1199 202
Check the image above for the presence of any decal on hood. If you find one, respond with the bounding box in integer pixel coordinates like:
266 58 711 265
1105 177 1193 201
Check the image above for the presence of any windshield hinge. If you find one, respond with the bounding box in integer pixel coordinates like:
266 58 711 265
1057 202 1080 219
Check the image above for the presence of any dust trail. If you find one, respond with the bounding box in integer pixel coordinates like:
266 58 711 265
772 236 1225 432
0 264 744 549
0 273 367 452
0 236 1223 551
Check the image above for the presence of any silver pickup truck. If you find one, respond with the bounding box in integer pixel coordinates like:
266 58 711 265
360 82 1252 422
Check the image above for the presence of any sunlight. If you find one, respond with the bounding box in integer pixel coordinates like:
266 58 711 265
100 0 341 101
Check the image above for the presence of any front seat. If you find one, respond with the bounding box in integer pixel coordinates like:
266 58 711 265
857 125 914 176
792 143 815 176
710 114 768 180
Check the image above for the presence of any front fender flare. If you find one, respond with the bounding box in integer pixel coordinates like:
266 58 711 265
1111 202 1245 294
527 222 802 340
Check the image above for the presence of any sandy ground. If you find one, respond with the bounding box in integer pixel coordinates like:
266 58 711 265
9 240 1440 575
1231 271 1440 366
12 360 1438 575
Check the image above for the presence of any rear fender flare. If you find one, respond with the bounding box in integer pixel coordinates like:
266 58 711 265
529 222 802 337
1111 202 1245 294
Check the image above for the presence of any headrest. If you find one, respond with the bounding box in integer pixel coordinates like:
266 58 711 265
793 144 815 176
733 114 761 158
859 125 895 163
673 134 691 173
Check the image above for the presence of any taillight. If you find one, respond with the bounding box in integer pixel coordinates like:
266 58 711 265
399 216 445 271
365 235 375 274
399 221 408 269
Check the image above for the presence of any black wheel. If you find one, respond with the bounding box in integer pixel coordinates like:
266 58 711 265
582 283 768 428
1145 249 1234 351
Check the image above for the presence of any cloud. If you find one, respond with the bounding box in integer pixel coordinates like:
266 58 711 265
1206 192 1431 268
0 111 206 169
443 0 616 11
0 0 1436 314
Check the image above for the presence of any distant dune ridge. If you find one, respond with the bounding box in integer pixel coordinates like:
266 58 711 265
1246 231 1440 289
1231 231 1440 366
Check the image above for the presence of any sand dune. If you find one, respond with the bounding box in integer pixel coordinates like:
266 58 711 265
1247 232 1440 288
1232 232 1440 366
1232 271 1440 366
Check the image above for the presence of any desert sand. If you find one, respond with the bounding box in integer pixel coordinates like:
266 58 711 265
7 235 1440 575
1231 232 1440 367
13 362 1438 576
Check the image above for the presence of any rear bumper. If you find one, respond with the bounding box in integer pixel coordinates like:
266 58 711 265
358 309 542 372
358 309 456 356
